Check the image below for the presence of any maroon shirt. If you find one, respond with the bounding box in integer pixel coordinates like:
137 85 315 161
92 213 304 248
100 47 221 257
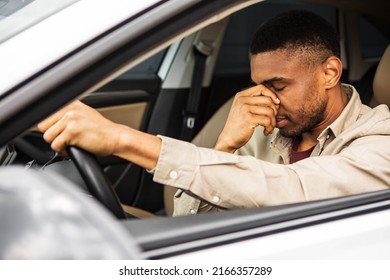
290 137 315 164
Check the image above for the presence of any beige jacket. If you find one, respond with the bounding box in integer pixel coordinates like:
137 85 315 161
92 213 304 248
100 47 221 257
152 85 390 216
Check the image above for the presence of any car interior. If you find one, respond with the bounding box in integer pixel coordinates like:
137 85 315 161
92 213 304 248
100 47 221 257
0 0 389 259
9 0 390 219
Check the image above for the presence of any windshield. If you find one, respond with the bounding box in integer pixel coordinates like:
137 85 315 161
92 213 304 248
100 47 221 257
0 0 79 44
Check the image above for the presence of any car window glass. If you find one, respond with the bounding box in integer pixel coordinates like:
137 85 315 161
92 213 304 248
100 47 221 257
214 1 337 75
116 48 167 79
359 16 389 60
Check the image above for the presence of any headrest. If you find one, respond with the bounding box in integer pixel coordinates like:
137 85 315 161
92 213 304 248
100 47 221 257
373 45 390 106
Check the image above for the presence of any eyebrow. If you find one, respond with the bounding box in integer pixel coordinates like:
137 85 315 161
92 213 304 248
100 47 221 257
262 77 286 84
250 76 288 85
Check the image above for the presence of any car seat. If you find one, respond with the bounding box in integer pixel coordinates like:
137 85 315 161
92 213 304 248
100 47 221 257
370 45 390 107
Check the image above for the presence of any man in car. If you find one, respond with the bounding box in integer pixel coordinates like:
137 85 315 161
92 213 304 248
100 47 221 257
38 10 390 216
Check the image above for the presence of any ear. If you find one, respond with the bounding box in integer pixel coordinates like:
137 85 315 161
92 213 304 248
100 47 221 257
321 56 342 89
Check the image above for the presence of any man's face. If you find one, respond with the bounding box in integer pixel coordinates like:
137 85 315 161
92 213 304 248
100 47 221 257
250 50 328 138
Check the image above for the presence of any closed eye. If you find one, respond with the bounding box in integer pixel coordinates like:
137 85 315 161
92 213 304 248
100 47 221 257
271 86 286 92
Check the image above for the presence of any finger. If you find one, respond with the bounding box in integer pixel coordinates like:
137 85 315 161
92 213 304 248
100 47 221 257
50 131 71 156
239 95 279 116
38 110 63 133
258 116 276 136
245 106 276 136
263 117 276 136
37 100 83 132
238 85 280 104
47 114 84 155
252 116 274 136
249 105 277 125
42 108 83 148
42 117 67 144
264 128 274 136
255 86 280 105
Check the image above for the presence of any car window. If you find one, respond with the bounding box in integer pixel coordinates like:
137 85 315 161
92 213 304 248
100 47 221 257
359 16 389 60
214 1 337 75
115 48 167 79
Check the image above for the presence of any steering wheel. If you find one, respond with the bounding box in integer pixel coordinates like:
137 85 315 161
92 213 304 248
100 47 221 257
67 146 128 219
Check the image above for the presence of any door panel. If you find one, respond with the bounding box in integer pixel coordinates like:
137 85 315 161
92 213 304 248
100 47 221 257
98 103 147 130
83 74 162 207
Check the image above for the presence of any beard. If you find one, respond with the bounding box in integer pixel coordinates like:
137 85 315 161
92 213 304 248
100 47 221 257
278 99 327 139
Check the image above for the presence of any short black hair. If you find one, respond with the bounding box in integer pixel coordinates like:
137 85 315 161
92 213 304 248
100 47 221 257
250 10 340 66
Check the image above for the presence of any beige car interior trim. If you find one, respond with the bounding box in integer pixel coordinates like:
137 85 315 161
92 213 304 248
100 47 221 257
372 45 390 107
122 204 156 219
97 102 147 130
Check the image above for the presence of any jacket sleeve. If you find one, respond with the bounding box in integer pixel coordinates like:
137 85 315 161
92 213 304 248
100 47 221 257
153 135 390 209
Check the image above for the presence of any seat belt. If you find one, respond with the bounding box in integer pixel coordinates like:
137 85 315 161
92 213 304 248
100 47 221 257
181 41 213 141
